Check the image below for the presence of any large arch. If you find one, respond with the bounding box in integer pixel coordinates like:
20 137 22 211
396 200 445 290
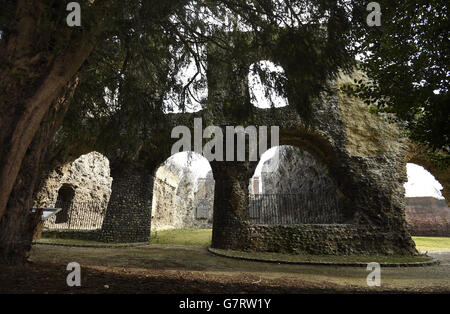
406 144 450 206
249 145 344 225
151 151 215 232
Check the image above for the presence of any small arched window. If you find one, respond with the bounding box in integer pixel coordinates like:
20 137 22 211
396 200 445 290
248 60 289 109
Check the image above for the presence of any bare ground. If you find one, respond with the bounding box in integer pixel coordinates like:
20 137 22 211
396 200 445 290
0 244 449 294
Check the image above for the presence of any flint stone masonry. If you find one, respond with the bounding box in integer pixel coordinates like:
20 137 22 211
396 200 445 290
259 146 338 196
35 32 449 252
41 229 101 242
99 165 153 243
260 146 338 195
208 77 418 255
248 146 344 225
238 223 415 255
194 170 215 221
37 152 112 205
205 33 419 255
151 168 178 231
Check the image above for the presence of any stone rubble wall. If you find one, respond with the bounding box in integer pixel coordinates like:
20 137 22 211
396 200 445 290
240 223 416 256
194 171 215 223
151 171 178 231
34 31 443 254
151 164 214 232
260 146 338 195
253 146 343 224
206 35 419 255
36 152 112 230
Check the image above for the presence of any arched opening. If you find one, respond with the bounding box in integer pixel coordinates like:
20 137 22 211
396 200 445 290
404 163 450 246
151 152 214 243
40 151 113 230
162 50 208 114
248 60 289 109
54 184 75 224
248 145 344 224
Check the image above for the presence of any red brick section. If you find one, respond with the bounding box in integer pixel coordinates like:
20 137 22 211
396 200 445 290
405 197 450 237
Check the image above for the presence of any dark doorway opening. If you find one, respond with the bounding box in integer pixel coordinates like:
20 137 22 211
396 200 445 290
54 184 75 224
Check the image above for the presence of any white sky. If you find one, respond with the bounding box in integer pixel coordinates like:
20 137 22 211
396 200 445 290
404 163 444 199
248 61 289 109
166 152 212 179
163 59 288 112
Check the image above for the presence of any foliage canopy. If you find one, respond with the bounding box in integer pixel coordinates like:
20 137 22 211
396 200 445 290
344 0 449 153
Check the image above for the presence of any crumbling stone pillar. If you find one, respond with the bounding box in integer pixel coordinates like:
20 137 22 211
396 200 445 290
210 160 257 250
99 163 154 243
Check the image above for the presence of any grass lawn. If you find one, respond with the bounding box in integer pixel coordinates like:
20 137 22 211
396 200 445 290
38 229 450 254
150 228 212 246
412 236 450 252
209 247 433 264
37 228 213 247
149 231 450 254
35 238 145 247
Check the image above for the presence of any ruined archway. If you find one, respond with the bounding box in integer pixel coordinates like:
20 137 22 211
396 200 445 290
207 38 418 255
406 145 450 206
43 32 429 255
151 152 215 232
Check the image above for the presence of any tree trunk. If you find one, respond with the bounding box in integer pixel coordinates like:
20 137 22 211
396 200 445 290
0 78 79 264
0 0 181 264
0 1 97 223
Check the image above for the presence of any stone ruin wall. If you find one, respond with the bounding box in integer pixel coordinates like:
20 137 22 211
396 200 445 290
36 152 113 230
151 165 214 232
33 35 449 252
208 63 419 255
194 171 215 224
151 167 179 231
259 146 338 196
36 149 215 237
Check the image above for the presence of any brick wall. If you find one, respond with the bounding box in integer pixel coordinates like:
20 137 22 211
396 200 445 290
406 197 450 236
